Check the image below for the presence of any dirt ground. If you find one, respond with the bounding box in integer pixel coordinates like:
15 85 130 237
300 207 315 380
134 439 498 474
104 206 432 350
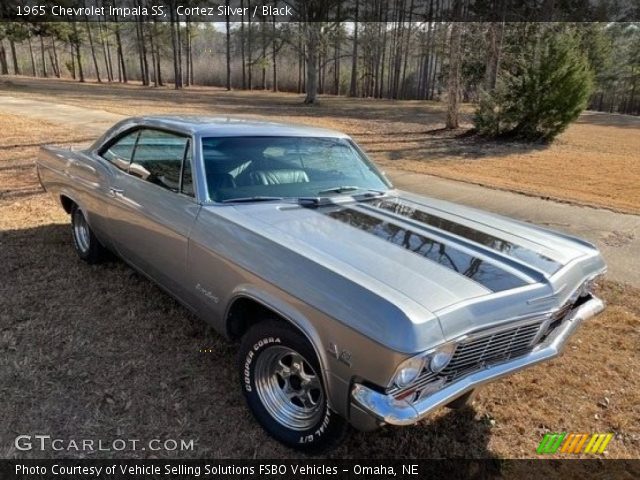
1 76 639 214
0 87 639 460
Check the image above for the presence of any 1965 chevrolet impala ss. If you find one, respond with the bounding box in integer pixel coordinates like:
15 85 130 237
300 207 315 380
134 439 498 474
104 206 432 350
37 116 606 452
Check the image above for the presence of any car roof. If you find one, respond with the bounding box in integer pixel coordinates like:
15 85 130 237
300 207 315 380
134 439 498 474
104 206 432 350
125 116 350 138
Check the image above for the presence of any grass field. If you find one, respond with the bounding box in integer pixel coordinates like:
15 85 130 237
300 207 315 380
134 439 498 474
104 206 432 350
0 84 639 460
2 76 639 213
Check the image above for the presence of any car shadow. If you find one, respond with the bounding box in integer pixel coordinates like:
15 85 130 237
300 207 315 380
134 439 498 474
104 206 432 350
335 405 501 467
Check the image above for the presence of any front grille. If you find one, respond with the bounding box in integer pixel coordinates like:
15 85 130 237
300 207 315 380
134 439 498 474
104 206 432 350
441 321 543 381
390 320 544 399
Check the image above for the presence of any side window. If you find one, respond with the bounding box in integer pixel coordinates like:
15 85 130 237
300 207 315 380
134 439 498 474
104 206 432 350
101 130 139 171
181 141 195 197
131 130 189 193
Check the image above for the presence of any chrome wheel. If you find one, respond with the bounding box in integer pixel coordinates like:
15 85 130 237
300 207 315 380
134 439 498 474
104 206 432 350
73 210 91 253
254 346 324 431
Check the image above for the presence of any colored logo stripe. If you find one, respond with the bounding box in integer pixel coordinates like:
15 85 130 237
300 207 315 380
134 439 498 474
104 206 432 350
537 433 613 454
537 433 566 454
584 433 613 454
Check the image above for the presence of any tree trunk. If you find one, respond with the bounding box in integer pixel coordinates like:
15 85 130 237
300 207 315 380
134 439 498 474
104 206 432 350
51 37 60 77
99 20 113 81
9 39 20 75
69 42 76 79
28 36 37 77
184 19 191 87
247 0 253 89
73 23 85 82
47 48 57 77
628 69 637 115
86 19 101 82
0 41 8 75
39 35 48 77
484 20 504 92
261 15 267 90
149 28 158 87
400 0 415 98
349 0 359 97
378 7 388 98
226 0 231 90
446 10 462 129
114 14 127 82
304 23 320 104
155 26 163 86
170 3 182 89
240 0 246 89
176 14 183 87
297 35 303 93
137 16 150 85
272 14 278 92
333 30 340 95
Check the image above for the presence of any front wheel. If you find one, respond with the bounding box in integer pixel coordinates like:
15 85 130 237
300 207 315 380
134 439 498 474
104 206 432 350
238 320 348 453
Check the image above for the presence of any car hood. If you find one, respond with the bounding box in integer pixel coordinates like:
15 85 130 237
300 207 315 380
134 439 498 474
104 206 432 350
209 190 606 347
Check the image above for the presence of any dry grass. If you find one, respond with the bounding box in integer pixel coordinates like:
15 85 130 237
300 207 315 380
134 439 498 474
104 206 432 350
377 117 640 215
0 82 638 460
0 113 93 200
1 76 639 213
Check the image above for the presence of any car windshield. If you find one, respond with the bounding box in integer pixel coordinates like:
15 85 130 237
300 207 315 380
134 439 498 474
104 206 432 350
201 136 390 203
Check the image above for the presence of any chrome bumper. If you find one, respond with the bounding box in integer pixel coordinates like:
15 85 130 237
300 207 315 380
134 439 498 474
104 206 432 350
351 295 605 426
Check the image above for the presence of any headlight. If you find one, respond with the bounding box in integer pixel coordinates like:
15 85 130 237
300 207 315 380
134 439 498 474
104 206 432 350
391 343 457 389
429 344 456 373
392 356 425 388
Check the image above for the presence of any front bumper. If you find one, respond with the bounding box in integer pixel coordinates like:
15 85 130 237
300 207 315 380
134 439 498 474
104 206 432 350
351 295 605 427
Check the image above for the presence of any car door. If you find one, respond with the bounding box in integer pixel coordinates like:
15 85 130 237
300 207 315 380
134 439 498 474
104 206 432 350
104 128 201 302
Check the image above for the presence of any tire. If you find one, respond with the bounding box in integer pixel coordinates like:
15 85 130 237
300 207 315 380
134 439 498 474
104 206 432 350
70 204 107 264
239 320 348 453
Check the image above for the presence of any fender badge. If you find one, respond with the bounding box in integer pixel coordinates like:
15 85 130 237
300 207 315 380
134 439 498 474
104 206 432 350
327 342 352 367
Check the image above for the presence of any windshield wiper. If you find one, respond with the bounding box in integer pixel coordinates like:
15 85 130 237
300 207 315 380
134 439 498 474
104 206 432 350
221 196 285 203
317 186 387 197
317 186 361 194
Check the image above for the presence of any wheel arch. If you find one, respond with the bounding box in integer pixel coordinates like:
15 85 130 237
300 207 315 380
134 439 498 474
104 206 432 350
224 287 336 408
59 193 77 214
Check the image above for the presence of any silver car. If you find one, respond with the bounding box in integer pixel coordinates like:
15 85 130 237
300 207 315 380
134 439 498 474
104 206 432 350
37 116 606 452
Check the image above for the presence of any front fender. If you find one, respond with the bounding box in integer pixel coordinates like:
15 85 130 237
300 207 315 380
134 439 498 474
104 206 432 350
224 285 346 413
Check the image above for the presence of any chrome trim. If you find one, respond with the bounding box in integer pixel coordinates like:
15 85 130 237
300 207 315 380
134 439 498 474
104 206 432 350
389 315 547 395
351 295 604 426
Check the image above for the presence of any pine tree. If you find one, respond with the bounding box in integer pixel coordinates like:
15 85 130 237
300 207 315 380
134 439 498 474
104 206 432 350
474 30 594 142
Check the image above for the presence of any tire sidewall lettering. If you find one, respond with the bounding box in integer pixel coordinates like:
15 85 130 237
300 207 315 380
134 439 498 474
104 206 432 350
244 337 281 392
298 407 331 444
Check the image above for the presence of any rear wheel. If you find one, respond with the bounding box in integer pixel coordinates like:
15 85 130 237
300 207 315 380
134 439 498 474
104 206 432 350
70 205 107 264
239 320 348 452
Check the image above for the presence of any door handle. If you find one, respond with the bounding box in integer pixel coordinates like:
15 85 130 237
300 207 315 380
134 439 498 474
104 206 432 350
109 187 124 197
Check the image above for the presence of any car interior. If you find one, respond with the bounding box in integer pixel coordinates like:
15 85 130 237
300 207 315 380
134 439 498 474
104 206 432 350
202 136 387 202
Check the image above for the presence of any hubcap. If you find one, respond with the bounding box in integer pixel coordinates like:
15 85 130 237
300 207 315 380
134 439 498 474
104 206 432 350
254 346 324 431
73 210 91 253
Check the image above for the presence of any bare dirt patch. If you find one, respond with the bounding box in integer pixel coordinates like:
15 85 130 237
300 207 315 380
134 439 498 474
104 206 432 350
0 102 639 460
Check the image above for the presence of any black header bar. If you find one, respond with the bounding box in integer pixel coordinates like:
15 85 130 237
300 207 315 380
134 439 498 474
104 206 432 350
1 459 639 480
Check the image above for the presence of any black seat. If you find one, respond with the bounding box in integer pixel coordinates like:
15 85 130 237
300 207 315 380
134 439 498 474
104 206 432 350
249 169 310 185
207 172 236 191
